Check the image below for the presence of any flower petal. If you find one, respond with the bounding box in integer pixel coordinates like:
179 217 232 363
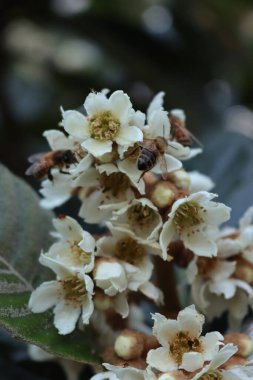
153 154 182 174
147 347 177 372
180 352 204 372
84 92 108 114
160 219 177 260
43 129 74 150
181 229 217 257
81 294 94 325
53 300 81 335
116 126 143 150
82 138 112 157
53 216 83 242
114 292 129 318
177 305 204 338
29 281 60 312
152 313 179 347
202 331 223 361
62 110 89 139
108 90 132 122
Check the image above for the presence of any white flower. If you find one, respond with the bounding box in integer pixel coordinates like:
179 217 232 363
44 215 95 272
146 305 223 373
93 258 128 296
76 165 136 224
29 255 94 335
61 90 144 158
111 198 162 240
90 363 147 380
191 343 238 380
40 171 74 209
160 191 231 258
96 223 163 304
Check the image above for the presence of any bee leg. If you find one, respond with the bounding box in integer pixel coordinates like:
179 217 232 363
137 171 147 183
48 168 54 181
60 169 70 175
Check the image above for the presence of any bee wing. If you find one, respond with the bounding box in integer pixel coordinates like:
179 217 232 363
187 130 204 148
160 155 169 179
27 152 48 163
25 163 38 176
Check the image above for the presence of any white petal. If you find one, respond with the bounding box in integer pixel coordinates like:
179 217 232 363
208 344 238 370
202 331 223 361
147 347 177 372
53 215 83 242
71 154 93 175
74 167 99 187
202 202 231 225
108 90 132 121
177 304 204 338
181 229 217 257
90 371 118 380
53 300 81 335
81 295 94 325
209 279 236 299
180 352 204 372
104 363 145 380
147 92 165 119
39 254 73 278
117 159 145 194
139 281 164 305
79 230 96 253
186 259 198 283
160 219 177 260
62 110 89 139
113 292 129 318
152 313 179 347
43 129 74 150
148 109 170 139
84 92 108 114
29 281 59 312
116 126 143 149
170 109 186 122
153 154 182 174
82 138 112 157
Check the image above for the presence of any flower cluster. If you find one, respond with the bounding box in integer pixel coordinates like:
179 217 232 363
27 88 253 380
186 206 253 328
91 305 253 380
28 89 232 337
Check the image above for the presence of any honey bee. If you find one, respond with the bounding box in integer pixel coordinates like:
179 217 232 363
169 112 202 148
25 149 77 181
137 137 168 181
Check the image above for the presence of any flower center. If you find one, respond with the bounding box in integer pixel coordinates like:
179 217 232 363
173 201 204 233
70 243 92 266
197 257 218 278
114 237 145 265
89 111 120 141
198 370 223 380
60 276 86 303
170 331 202 365
127 204 155 227
99 172 131 197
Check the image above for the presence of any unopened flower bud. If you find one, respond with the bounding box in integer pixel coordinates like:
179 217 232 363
150 181 178 209
93 292 113 311
224 333 253 357
114 330 144 360
165 170 190 192
234 259 253 284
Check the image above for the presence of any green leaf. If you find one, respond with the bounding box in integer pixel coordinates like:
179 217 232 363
0 163 54 287
0 164 100 364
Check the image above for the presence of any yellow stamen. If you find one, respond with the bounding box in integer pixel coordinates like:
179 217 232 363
170 331 202 365
114 237 145 265
89 111 120 141
174 201 204 233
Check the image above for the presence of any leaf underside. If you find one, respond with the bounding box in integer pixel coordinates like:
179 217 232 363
0 163 100 364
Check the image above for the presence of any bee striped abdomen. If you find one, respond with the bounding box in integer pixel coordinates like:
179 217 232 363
137 148 157 171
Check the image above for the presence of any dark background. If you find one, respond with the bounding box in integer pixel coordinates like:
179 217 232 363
1 0 253 379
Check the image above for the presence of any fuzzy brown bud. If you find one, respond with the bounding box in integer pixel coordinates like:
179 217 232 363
114 330 145 360
165 169 190 192
149 181 178 209
224 333 253 357
234 258 253 284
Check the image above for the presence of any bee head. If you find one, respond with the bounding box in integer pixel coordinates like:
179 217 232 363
63 150 77 164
